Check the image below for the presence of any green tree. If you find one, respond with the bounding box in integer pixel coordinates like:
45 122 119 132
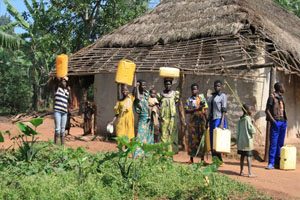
4 0 52 110
0 48 32 113
0 15 22 49
0 15 31 113
4 0 150 111
49 0 150 51
275 0 300 17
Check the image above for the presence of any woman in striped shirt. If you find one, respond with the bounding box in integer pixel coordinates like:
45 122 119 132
54 76 71 145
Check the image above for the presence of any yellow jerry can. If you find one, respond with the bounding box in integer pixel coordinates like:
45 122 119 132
159 67 180 78
213 128 231 153
280 145 297 170
56 54 68 78
115 59 136 86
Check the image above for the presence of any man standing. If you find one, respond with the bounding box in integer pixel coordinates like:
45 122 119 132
207 80 228 162
265 82 287 169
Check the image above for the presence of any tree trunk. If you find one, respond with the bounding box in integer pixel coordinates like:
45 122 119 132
178 73 188 152
32 82 42 111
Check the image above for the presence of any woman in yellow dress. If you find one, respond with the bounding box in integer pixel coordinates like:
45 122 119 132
110 84 135 140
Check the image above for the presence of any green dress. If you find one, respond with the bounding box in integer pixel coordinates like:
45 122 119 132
134 91 154 157
157 90 180 153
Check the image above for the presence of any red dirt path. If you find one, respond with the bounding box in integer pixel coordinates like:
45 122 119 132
0 116 299 200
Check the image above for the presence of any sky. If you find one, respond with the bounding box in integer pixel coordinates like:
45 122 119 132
0 0 27 16
0 0 29 33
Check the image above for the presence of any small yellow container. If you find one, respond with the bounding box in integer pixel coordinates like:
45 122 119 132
115 59 136 86
159 67 180 78
56 54 68 78
213 128 231 153
280 145 297 170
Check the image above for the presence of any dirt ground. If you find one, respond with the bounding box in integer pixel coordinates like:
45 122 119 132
0 116 300 200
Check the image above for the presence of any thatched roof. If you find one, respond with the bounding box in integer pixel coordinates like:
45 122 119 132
97 0 246 47
68 0 300 76
95 0 300 59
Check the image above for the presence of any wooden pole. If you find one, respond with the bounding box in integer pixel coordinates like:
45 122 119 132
93 103 97 136
264 66 276 162
178 73 188 152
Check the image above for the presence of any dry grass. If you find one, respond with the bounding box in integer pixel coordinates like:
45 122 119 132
91 0 300 63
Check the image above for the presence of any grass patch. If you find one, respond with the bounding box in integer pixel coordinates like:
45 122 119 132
0 143 271 200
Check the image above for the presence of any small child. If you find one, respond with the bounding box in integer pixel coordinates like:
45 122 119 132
65 111 71 136
237 104 256 177
83 101 95 135
148 89 160 142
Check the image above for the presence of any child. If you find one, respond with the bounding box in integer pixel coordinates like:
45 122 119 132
65 111 71 136
83 101 95 135
237 104 256 177
148 89 160 142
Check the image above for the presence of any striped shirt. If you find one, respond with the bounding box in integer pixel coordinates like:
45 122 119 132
54 87 69 113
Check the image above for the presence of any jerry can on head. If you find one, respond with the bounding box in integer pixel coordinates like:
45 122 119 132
56 54 68 78
115 59 136 86
159 67 180 78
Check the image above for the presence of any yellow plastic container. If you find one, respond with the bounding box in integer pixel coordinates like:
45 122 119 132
213 128 231 153
115 59 136 86
159 67 180 78
56 54 68 78
280 145 297 170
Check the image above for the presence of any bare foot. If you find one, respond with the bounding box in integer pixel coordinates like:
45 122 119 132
201 160 209 165
188 159 194 164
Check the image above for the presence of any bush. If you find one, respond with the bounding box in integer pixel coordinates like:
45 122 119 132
0 48 32 114
0 141 272 200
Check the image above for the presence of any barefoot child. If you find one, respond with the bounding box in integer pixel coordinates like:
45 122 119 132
237 104 256 177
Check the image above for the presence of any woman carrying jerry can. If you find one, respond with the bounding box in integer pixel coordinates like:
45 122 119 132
109 60 137 140
53 76 71 145
109 82 137 140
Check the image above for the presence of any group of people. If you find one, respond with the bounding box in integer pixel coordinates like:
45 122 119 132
109 77 229 162
53 75 288 176
109 78 180 154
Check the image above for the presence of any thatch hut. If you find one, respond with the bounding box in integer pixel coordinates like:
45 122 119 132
67 0 300 147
